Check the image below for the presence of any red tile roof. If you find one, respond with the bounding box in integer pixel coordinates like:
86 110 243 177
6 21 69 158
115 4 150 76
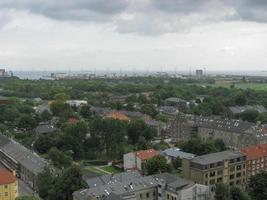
105 111 130 121
0 169 16 185
136 149 158 161
241 143 267 160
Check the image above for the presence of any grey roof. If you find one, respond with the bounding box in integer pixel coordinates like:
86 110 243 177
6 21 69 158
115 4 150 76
196 117 254 134
84 171 142 188
153 173 193 191
163 148 195 159
165 97 186 103
191 150 245 165
35 123 56 134
74 175 157 200
229 105 267 114
104 193 123 200
158 106 179 114
0 134 48 175
91 106 112 116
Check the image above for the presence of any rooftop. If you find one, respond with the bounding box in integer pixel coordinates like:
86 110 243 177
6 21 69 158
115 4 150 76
0 169 16 185
241 143 267 160
229 105 267 114
0 134 48 175
191 150 245 165
136 149 159 161
163 148 195 159
104 111 130 121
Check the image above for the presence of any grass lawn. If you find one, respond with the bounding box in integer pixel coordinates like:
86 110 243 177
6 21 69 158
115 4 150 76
82 166 108 175
100 165 123 174
203 81 267 91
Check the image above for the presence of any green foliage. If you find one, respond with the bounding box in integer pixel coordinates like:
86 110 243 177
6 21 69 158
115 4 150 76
248 171 267 200
79 105 92 118
257 112 267 123
37 165 85 200
146 155 171 175
17 114 37 130
50 101 72 117
178 138 226 156
48 147 73 168
240 109 259 123
215 183 229 200
230 186 250 200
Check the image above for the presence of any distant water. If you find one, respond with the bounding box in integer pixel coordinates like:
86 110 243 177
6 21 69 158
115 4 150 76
12 70 267 80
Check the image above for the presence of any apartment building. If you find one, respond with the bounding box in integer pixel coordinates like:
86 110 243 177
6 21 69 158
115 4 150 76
73 171 210 200
0 169 18 200
182 151 246 187
241 143 267 179
0 134 48 191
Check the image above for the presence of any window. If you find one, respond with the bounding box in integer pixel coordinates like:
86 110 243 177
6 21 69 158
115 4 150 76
167 194 170 199
217 177 222 182
210 171 215 177
153 191 156 196
236 165 242 171
210 179 215 184
5 192 8 196
230 174 235 180
4 185 8 189
236 172 241 178
140 194 143 198
146 192 150 198
217 170 223 175
230 166 235 172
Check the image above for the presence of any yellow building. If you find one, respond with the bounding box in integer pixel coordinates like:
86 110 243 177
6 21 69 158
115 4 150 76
0 169 18 200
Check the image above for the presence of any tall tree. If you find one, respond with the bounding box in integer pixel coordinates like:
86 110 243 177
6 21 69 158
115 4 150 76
248 171 267 200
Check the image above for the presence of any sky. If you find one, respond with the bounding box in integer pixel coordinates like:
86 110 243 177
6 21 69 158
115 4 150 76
0 0 267 72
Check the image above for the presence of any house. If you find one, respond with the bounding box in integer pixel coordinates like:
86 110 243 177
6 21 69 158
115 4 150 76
164 97 187 109
90 106 112 116
73 172 210 200
0 134 49 190
104 111 130 121
182 151 246 187
157 106 179 116
241 143 267 179
227 105 267 117
123 149 159 171
0 96 10 105
162 148 195 163
145 119 166 137
66 100 88 107
35 122 57 134
34 101 51 114
0 169 18 200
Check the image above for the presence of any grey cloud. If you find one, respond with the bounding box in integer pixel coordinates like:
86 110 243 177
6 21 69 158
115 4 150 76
0 0 130 21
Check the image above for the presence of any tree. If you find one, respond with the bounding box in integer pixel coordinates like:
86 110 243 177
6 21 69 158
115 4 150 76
48 147 73 168
48 165 85 200
141 104 158 117
37 167 55 199
241 109 259 123
40 110 52 121
79 105 91 118
146 155 171 175
257 112 267 123
34 135 55 154
17 114 37 131
50 101 72 117
234 92 247 106
248 171 267 200
215 183 229 200
54 93 69 102
230 186 250 200
172 157 182 169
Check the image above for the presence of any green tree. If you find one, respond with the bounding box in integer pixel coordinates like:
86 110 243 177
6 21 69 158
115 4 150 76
248 171 267 200
79 105 91 118
37 167 55 199
34 135 55 154
48 147 73 168
146 155 171 175
16 197 38 200
215 183 229 200
241 109 259 123
18 114 37 130
230 186 250 200
257 112 267 123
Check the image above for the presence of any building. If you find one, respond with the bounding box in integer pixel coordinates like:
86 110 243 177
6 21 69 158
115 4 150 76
0 96 10 106
35 122 57 134
174 115 267 149
182 151 246 187
196 70 204 77
0 134 49 191
241 143 267 178
227 105 267 117
73 172 210 200
162 148 195 163
123 149 159 171
164 98 187 110
104 111 130 121
66 100 88 107
145 120 166 137
154 173 210 200
0 169 18 200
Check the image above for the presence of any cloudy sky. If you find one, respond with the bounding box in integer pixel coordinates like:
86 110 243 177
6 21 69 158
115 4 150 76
0 0 267 72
